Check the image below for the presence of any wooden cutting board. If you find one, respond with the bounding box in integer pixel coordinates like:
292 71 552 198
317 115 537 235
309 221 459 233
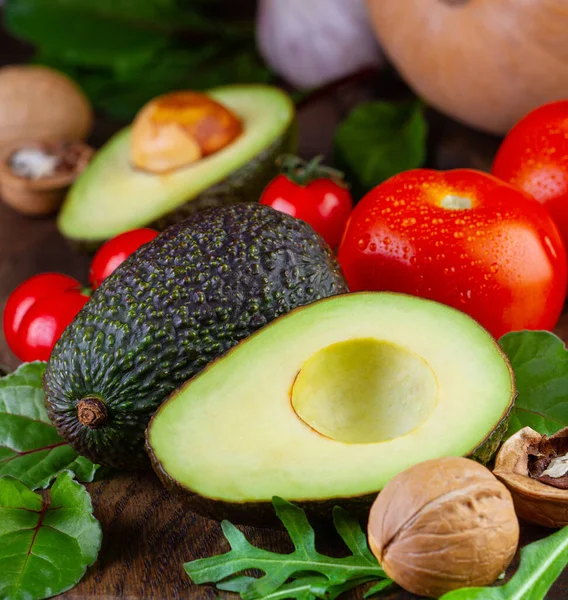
0 63 567 598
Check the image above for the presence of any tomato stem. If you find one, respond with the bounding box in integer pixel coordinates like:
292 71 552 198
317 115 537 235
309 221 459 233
276 154 348 187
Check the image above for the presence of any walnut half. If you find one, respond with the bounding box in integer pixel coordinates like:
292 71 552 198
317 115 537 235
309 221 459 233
0 140 93 216
494 426 568 528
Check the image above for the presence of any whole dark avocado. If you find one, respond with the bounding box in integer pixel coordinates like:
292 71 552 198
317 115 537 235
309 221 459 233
43 203 348 469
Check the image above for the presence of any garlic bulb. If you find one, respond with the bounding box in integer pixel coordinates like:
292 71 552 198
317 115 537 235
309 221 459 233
257 0 382 89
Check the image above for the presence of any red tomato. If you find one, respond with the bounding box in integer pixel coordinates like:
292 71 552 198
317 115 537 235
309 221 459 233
90 228 158 288
3 273 80 358
338 169 567 339
260 174 353 249
17 289 90 362
492 101 568 249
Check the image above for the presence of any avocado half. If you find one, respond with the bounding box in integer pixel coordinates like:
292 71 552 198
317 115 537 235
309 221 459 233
146 292 515 525
57 85 296 248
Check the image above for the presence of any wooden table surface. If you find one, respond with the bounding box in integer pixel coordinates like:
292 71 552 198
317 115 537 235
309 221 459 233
1 31 568 599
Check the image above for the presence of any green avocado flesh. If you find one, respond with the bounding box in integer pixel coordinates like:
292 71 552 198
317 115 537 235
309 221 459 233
43 204 347 469
57 85 295 245
147 293 514 518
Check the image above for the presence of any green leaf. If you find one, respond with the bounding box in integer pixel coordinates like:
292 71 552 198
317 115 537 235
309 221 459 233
34 38 271 121
499 331 568 437
0 362 99 490
0 471 102 600
5 0 271 120
219 575 382 600
326 577 386 600
221 576 325 600
440 526 568 600
5 0 171 68
184 497 389 600
363 579 394 598
334 100 427 195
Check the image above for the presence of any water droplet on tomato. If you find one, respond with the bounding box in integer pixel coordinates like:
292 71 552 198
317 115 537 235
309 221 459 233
543 236 558 260
357 233 371 251
454 232 464 239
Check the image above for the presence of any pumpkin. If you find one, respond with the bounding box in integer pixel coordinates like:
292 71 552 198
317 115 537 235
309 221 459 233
0 66 93 152
365 0 568 134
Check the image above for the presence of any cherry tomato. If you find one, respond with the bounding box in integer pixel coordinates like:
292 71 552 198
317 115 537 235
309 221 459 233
17 289 90 362
338 169 567 339
492 101 568 249
90 228 158 288
260 175 353 249
3 273 80 358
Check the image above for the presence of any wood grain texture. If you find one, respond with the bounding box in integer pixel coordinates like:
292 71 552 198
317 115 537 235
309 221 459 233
0 36 567 598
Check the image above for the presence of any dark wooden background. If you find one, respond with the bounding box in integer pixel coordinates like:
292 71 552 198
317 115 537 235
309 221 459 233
2 16 568 600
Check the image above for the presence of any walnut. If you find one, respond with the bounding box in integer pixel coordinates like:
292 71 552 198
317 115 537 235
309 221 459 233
0 66 92 152
0 140 93 216
367 456 519 598
493 426 568 527
130 91 243 174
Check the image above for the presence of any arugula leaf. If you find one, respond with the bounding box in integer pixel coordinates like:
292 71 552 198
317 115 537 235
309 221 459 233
184 497 390 600
499 330 568 437
363 579 395 598
0 471 102 600
440 526 568 600
218 574 380 600
0 362 98 490
334 100 427 196
220 575 327 600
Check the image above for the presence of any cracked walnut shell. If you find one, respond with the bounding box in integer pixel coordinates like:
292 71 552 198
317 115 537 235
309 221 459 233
494 426 568 528
368 456 519 598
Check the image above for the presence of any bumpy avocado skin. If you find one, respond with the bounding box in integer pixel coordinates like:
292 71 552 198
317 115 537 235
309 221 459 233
43 204 347 469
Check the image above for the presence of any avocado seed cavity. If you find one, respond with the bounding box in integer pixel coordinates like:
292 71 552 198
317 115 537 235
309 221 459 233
291 338 438 443
130 91 243 174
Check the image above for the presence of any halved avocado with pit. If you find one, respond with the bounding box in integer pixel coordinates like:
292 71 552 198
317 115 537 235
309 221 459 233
146 292 515 525
58 85 296 248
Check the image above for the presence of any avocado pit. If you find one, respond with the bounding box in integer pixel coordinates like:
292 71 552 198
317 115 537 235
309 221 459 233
78 397 108 429
291 338 438 443
130 91 243 174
